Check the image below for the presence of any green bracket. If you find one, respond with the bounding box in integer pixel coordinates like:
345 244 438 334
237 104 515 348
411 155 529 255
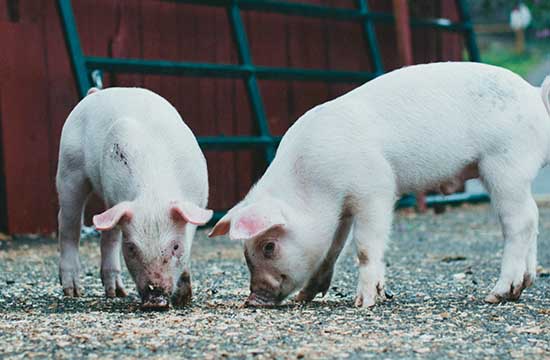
57 0 485 218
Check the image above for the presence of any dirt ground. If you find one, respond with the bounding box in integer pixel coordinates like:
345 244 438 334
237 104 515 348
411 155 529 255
0 204 549 359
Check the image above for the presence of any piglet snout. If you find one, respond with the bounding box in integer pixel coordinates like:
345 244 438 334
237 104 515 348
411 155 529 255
140 286 170 311
244 290 279 307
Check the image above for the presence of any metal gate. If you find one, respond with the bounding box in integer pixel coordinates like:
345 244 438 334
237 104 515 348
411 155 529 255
57 0 487 219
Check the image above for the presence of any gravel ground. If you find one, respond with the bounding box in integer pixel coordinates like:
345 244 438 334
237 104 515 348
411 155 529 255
0 204 549 359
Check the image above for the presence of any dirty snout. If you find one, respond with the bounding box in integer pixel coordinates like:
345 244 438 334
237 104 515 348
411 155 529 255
135 270 174 311
244 272 287 307
140 284 170 310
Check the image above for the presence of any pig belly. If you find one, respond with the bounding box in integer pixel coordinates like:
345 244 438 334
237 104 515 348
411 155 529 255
386 140 481 195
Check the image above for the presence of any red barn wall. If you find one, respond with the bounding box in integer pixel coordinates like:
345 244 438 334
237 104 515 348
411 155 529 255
0 0 463 234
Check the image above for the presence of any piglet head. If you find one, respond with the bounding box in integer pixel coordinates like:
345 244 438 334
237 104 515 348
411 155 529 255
209 200 313 307
93 200 212 310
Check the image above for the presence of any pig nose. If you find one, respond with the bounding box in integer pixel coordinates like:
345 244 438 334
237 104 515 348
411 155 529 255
261 273 282 290
244 290 279 307
150 286 164 297
141 285 170 311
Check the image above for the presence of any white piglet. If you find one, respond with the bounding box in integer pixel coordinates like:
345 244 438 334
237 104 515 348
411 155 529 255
56 87 212 309
210 62 550 307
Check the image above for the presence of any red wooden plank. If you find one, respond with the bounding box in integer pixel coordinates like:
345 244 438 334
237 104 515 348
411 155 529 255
195 6 223 210
393 0 414 66
141 0 162 95
440 0 463 61
248 11 290 136
159 0 181 107
0 0 8 21
18 0 44 24
109 0 143 87
0 21 56 233
286 1 330 122
325 0 369 100
213 12 237 209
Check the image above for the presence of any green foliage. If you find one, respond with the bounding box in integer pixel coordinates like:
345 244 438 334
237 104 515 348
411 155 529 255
524 0 550 29
477 0 550 29
478 39 550 78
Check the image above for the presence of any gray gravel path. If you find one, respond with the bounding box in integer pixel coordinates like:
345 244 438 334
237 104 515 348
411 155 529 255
0 204 549 359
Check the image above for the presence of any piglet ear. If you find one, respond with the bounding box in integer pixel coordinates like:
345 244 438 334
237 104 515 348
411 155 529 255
93 202 133 231
86 87 100 96
170 201 213 226
208 211 231 238
225 202 285 241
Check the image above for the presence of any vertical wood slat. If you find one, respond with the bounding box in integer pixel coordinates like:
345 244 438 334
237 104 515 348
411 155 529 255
0 21 55 233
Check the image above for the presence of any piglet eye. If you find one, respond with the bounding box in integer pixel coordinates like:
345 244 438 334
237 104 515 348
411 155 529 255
173 244 179 251
263 242 275 258
126 243 137 255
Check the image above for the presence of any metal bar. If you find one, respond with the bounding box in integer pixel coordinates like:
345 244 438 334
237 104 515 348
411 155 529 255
56 0 92 98
207 193 491 226
227 3 275 162
86 57 249 77
85 56 376 82
455 0 481 61
197 135 281 150
357 0 384 75
172 0 471 32
256 66 375 82
397 192 490 208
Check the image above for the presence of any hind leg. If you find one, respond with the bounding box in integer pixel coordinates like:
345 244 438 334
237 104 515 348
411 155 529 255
480 157 539 303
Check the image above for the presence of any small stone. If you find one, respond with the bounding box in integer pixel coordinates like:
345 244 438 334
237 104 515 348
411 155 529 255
453 273 466 281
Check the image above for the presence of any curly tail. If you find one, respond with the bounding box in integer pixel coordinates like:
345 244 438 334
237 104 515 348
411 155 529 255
541 76 550 116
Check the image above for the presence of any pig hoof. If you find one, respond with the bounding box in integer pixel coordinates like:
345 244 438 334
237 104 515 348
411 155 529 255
522 272 535 289
115 286 128 298
101 270 127 298
63 287 82 297
355 282 385 308
354 294 376 308
172 288 192 307
295 291 314 303
485 278 527 304
105 285 127 298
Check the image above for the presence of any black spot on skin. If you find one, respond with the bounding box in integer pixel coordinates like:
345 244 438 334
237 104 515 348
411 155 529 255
112 143 129 167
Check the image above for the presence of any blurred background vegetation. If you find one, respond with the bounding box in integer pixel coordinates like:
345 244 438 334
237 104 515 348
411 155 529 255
466 0 550 83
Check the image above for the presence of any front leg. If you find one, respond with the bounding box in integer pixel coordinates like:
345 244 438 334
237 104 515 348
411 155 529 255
296 215 353 302
100 229 127 298
172 269 192 307
57 172 90 297
353 194 395 308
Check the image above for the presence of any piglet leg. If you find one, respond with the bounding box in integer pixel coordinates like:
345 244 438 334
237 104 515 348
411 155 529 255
58 171 89 297
296 215 353 302
172 269 192 307
100 228 127 298
353 160 396 308
481 158 538 303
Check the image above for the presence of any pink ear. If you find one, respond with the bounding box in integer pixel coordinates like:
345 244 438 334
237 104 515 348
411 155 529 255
228 204 285 240
208 212 231 237
171 201 213 226
87 87 99 96
92 202 133 231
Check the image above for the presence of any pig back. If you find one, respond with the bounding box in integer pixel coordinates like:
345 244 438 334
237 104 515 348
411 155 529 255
268 62 550 194
63 87 208 206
